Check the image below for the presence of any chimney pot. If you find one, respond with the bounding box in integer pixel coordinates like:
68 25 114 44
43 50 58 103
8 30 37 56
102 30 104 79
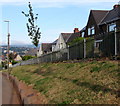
113 4 120 9
74 28 79 33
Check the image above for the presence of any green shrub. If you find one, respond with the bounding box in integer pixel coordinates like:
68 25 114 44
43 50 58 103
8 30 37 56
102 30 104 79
12 60 18 65
22 55 36 61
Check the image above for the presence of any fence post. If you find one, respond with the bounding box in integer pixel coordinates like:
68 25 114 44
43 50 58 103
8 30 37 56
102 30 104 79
51 53 53 62
84 38 86 59
115 27 117 60
67 45 70 60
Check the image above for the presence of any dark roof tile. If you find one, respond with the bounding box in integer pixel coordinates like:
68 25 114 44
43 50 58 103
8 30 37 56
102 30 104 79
91 10 109 25
61 33 72 42
41 43 52 52
100 7 120 24
67 32 81 43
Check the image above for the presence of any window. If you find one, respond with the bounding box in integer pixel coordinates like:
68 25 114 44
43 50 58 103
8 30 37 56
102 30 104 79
82 32 85 37
94 40 103 48
88 26 95 35
88 28 91 35
108 23 116 32
61 43 63 48
91 26 95 35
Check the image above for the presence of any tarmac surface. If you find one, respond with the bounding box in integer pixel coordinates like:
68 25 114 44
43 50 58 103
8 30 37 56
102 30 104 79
1 72 48 104
2 73 21 104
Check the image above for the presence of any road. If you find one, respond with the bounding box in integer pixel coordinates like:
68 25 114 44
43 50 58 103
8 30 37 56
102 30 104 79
1 73 22 104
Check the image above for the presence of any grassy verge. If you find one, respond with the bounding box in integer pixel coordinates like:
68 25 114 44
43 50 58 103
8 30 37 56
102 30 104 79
10 60 119 104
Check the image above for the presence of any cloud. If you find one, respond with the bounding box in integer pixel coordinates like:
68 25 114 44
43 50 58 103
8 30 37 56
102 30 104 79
0 0 118 3
0 0 118 8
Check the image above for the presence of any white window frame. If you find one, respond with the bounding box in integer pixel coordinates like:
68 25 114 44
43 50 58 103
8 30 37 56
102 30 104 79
82 32 85 37
108 23 116 32
88 26 95 35
94 40 103 48
91 26 95 35
88 28 91 35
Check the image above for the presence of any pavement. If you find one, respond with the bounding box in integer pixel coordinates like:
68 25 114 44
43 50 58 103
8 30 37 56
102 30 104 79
1 72 48 104
2 73 22 104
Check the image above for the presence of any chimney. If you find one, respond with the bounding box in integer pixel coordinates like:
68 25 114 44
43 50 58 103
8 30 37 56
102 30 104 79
74 28 79 33
113 4 120 9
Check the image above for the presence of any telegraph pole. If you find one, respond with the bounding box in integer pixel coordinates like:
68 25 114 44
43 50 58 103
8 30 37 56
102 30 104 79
4 20 10 75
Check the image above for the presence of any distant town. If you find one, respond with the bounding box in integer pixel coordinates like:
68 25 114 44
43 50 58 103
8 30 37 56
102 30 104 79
0 45 39 69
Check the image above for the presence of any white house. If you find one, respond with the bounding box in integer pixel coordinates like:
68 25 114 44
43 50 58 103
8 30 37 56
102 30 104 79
54 33 72 51
52 39 58 51
53 28 80 51
37 28 81 56
14 54 22 61
37 43 52 57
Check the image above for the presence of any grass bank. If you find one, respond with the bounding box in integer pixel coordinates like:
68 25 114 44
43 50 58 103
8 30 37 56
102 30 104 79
10 60 119 104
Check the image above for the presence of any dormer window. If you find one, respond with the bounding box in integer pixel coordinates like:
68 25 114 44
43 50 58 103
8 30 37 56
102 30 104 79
88 26 95 35
108 23 116 32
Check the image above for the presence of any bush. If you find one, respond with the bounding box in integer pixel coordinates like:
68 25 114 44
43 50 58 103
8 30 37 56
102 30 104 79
22 55 36 61
68 37 84 46
12 60 18 65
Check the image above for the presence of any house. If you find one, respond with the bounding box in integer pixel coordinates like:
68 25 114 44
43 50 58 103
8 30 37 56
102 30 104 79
9 52 22 61
99 4 120 34
0 55 6 62
54 28 81 51
80 4 119 43
81 3 120 56
80 26 86 38
98 4 120 55
54 33 72 51
37 43 52 56
81 10 108 54
84 10 109 38
14 54 22 61
25 48 38 56
52 39 58 51
66 28 81 43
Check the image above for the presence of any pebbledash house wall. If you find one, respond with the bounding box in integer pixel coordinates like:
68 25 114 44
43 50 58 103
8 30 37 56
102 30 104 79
54 34 67 51
37 45 43 57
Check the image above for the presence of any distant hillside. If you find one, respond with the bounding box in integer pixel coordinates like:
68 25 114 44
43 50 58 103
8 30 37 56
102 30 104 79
10 60 119 104
1 44 40 48
1 44 40 56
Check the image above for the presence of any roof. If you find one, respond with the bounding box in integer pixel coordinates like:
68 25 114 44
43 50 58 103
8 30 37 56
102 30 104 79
25 48 38 56
61 33 72 42
52 39 58 44
0 55 6 60
8 52 17 60
91 10 109 25
80 26 86 32
66 32 81 43
41 43 52 52
100 6 120 25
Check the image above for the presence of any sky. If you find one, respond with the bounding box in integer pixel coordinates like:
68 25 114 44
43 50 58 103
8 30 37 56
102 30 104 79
0 0 119 45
